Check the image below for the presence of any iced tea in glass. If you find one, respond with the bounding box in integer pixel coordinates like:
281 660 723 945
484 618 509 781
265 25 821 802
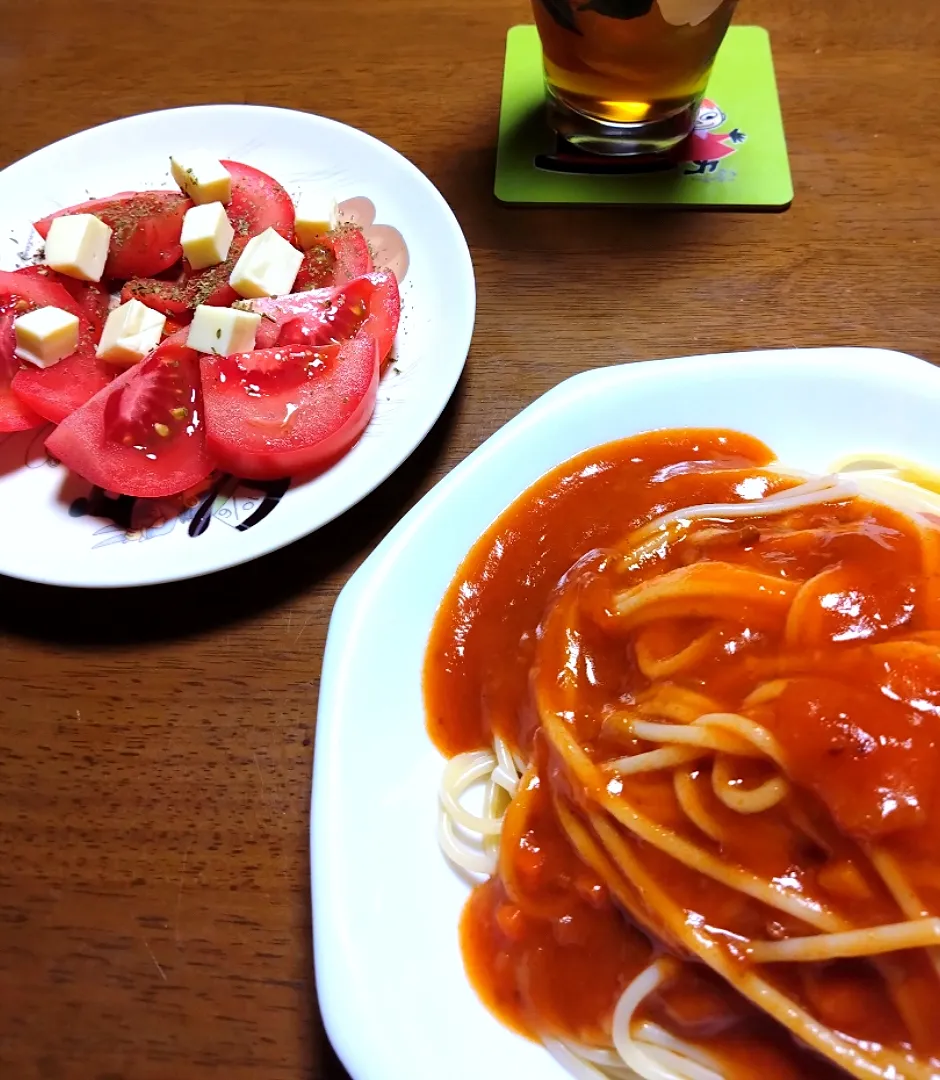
532 0 737 155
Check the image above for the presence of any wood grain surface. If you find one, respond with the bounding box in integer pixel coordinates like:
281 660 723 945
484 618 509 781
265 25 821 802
1 1 939 1077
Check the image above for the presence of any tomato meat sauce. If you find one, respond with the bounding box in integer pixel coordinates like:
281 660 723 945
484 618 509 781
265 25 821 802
424 429 935 1078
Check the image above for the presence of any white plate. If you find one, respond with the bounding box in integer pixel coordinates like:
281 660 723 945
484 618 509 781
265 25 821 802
313 347 940 1080
0 104 474 587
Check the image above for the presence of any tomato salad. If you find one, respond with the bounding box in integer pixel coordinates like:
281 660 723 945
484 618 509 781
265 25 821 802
1 156 401 497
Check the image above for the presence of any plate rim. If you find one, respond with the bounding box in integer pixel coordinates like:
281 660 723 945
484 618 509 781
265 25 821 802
0 103 475 588
311 345 939 1080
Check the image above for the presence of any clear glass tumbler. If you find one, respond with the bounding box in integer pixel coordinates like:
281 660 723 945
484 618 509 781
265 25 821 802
532 0 738 155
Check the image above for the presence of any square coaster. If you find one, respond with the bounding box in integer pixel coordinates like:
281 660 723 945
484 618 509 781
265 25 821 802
495 24 792 209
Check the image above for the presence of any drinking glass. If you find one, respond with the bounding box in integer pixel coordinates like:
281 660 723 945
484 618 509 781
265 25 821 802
532 0 738 155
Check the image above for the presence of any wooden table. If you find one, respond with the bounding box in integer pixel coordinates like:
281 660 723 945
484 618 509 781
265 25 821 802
1 1 938 1077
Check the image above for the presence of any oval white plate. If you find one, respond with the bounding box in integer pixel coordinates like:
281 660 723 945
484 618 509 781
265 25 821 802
0 104 474 587
313 347 940 1080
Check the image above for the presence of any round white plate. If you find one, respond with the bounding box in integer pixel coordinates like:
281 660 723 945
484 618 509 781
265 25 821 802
0 104 474 588
313 347 940 1080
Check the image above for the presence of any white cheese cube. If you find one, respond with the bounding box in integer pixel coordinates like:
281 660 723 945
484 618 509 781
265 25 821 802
14 306 80 368
187 305 261 356
44 213 112 282
96 298 167 366
294 193 338 249
229 227 303 299
180 201 235 270
170 152 232 205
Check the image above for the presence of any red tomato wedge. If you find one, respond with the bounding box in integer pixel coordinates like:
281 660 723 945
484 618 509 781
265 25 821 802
45 334 213 498
249 271 400 363
120 162 292 317
293 242 336 292
0 266 84 319
121 235 247 318
161 315 191 339
0 311 44 431
15 266 109 333
222 160 295 239
292 226 373 292
61 278 110 334
330 226 373 285
0 268 113 426
12 337 112 424
34 191 191 279
199 333 380 479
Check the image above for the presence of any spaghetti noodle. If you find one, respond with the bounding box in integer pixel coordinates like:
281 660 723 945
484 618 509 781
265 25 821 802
425 430 940 1080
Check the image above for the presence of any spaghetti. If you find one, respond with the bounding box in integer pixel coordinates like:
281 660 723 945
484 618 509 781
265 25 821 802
425 430 940 1080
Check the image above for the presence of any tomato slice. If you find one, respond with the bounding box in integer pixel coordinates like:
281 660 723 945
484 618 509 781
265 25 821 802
121 235 247 317
248 271 400 363
121 163 295 317
293 241 336 292
61 278 110 334
161 315 191 338
199 333 380 479
0 311 44 431
222 160 295 239
15 266 109 333
12 347 114 426
45 335 214 498
292 226 373 292
0 266 84 318
34 191 191 279
0 268 113 425
330 226 373 285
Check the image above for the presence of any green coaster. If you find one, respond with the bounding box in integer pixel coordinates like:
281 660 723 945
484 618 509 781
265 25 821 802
495 24 792 209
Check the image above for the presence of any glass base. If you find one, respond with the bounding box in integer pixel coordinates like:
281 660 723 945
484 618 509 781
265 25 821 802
545 89 699 158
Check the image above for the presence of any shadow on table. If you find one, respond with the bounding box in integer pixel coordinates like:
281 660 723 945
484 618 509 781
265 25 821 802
315 1031 353 1080
0 380 464 648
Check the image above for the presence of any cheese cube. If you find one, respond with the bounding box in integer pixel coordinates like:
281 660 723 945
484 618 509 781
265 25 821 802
14 306 80 368
181 201 234 270
170 152 232 205
187 305 261 356
96 298 167 366
229 227 303 299
294 193 338 249
44 213 112 282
